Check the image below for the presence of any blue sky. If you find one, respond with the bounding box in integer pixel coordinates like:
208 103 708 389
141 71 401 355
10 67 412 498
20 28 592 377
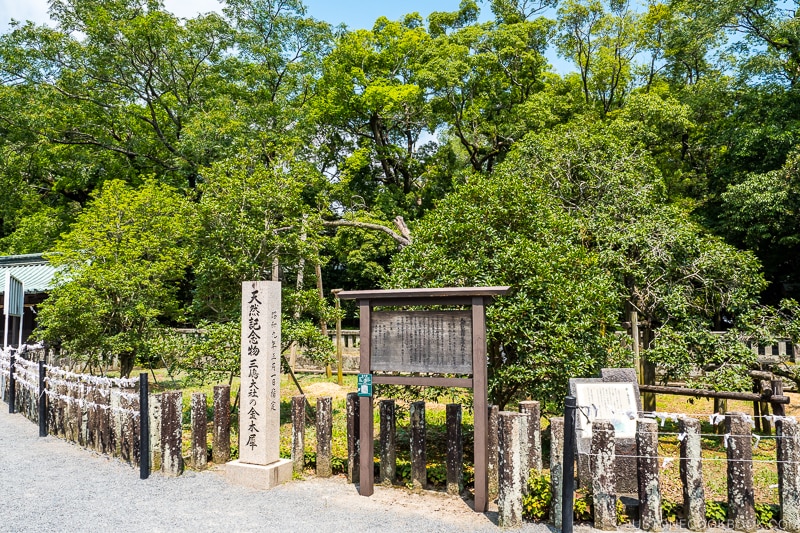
303 0 490 29
0 0 571 72
1 0 483 31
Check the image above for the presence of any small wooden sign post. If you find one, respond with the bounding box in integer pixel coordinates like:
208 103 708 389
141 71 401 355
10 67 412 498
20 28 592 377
337 286 509 512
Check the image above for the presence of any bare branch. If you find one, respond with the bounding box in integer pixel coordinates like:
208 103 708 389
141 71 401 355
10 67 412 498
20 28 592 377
323 218 412 249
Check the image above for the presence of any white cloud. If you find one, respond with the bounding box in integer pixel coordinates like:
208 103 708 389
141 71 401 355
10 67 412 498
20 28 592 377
1 0 51 30
1 0 224 32
163 0 223 19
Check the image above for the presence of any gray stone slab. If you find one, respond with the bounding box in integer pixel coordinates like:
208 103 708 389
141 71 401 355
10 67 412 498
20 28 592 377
570 375 640 494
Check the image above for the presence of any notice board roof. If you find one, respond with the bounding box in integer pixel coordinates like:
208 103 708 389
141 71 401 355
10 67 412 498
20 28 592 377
337 286 510 302
0 253 59 295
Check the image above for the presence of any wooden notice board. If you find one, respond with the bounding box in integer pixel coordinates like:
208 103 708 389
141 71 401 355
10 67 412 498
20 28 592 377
336 286 509 513
371 310 472 374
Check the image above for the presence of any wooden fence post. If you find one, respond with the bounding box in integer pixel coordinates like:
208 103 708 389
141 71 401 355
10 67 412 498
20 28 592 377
591 419 617 531
778 417 800 533
191 392 207 469
379 399 396 485
727 412 756 532
636 418 660 531
346 392 359 484
497 411 526 528
410 400 427 491
752 378 762 433
771 379 786 417
212 385 230 464
760 380 773 434
316 396 332 478
550 417 564 530
446 403 463 496
679 416 705 531
292 395 305 474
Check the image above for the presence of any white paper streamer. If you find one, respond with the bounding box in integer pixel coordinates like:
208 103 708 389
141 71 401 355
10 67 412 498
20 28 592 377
44 365 139 388
42 389 140 418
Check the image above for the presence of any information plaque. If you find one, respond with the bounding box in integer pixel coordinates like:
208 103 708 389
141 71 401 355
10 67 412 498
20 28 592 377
573 381 638 439
371 310 472 374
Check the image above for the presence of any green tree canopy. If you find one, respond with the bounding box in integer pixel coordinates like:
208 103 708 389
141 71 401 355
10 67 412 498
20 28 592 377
35 178 197 376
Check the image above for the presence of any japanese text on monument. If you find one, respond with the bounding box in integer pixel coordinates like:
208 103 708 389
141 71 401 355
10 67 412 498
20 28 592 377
239 281 281 465
246 288 261 451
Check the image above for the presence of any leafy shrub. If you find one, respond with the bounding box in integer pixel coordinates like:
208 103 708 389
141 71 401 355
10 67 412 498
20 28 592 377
304 450 317 468
661 500 682 523
616 499 629 524
426 463 447 487
573 491 593 522
396 459 411 485
705 501 727 525
523 473 552 520
331 456 346 474
755 503 779 527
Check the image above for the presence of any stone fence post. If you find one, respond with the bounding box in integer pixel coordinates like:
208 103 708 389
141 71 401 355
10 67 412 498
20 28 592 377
191 392 207 469
161 391 183 476
149 393 162 472
726 412 755 532
316 396 333 478
446 403 463 496
346 392 359 484
410 401 427 491
636 418 660 531
379 400 397 485
591 419 616 531
292 395 305 474
550 417 564 530
379 399 396 485
498 411 526 528
679 416 705 531
212 385 231 464
778 417 800 533
519 400 542 475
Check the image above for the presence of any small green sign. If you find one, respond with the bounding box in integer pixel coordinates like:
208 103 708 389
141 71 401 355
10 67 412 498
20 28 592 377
357 373 373 397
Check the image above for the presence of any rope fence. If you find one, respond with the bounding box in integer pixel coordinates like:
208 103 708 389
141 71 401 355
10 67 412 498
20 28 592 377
1 347 151 478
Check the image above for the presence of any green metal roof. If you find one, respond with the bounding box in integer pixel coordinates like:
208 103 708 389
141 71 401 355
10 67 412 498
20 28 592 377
0 253 60 295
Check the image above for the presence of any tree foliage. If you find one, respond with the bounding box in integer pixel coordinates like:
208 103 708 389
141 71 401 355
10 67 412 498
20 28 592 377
35 179 196 376
3 0 800 399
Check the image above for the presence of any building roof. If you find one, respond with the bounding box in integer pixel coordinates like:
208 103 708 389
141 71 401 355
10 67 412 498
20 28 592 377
0 254 60 295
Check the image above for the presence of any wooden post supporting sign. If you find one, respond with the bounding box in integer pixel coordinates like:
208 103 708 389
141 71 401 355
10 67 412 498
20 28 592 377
338 286 509 512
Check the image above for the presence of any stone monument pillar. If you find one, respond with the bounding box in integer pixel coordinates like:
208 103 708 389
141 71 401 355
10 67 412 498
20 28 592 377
224 281 292 489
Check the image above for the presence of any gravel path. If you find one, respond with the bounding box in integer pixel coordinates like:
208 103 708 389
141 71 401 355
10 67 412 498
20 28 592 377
1 407 557 533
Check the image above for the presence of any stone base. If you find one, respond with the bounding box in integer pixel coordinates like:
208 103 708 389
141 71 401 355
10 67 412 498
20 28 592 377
223 459 293 490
